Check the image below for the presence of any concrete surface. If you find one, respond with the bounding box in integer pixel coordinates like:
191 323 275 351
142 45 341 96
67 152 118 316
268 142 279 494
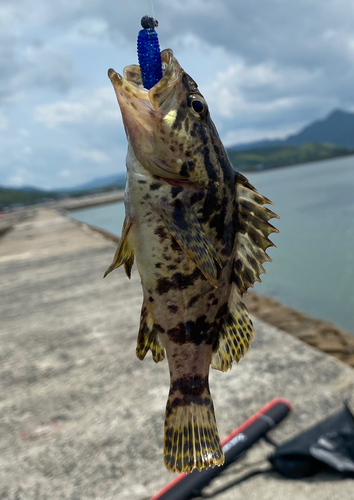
0 209 353 500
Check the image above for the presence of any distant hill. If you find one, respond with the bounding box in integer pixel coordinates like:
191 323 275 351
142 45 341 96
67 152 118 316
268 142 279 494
228 142 353 172
2 109 353 203
61 173 126 193
230 109 354 151
0 186 61 208
285 110 354 148
0 183 124 209
59 109 354 190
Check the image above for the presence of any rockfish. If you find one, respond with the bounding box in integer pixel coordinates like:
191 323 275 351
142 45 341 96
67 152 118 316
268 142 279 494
105 49 278 473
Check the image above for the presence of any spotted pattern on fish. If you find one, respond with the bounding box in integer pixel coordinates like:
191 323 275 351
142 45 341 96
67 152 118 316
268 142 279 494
105 48 279 473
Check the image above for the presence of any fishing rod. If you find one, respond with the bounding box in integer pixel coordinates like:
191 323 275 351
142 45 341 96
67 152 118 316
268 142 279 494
150 398 292 500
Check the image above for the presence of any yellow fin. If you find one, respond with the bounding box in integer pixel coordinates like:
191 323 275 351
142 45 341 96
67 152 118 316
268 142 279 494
159 201 221 288
164 386 224 472
211 283 253 372
234 173 279 293
136 302 165 363
104 217 134 278
123 251 134 279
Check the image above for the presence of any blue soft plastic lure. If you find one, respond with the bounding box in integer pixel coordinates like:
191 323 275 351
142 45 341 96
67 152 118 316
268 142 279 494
137 16 163 90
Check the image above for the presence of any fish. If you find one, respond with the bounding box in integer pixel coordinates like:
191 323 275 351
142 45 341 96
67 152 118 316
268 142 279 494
105 48 279 473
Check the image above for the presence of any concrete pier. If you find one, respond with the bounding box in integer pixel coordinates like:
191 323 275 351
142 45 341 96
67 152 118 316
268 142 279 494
55 190 125 211
1 209 353 499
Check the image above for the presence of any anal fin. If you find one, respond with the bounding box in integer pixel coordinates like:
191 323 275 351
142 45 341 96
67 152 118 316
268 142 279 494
136 302 165 363
104 217 134 278
211 284 253 372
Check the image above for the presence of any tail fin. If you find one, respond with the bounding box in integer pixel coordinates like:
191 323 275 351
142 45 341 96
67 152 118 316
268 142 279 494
164 384 224 473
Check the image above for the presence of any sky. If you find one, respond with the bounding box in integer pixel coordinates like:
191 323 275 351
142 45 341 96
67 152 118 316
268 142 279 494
0 0 353 190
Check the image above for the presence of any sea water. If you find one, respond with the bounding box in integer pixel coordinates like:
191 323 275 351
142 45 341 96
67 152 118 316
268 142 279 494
70 155 354 333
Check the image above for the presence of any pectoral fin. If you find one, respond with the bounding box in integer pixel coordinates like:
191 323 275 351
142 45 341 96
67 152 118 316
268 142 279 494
104 217 134 278
159 201 221 287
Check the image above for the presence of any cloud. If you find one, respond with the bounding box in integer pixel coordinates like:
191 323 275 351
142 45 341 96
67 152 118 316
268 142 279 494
0 6 76 108
73 148 110 163
68 17 109 45
222 123 306 147
34 87 119 128
24 42 76 94
157 0 354 66
7 167 27 187
0 0 353 189
0 28 22 105
203 60 325 124
0 113 8 130
199 54 344 144
58 169 71 178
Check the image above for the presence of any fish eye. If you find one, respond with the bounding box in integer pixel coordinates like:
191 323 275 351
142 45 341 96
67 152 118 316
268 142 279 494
187 94 208 118
192 100 204 113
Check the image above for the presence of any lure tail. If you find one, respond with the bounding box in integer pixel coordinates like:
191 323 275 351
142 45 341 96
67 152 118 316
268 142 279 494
137 15 163 90
164 378 224 473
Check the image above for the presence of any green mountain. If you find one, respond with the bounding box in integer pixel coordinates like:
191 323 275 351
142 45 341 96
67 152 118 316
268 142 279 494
0 187 61 208
285 110 354 149
228 142 353 172
230 109 354 151
58 173 126 193
2 109 353 206
0 184 123 210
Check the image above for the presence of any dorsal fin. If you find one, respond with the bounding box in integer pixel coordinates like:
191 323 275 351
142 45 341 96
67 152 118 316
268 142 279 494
234 172 279 294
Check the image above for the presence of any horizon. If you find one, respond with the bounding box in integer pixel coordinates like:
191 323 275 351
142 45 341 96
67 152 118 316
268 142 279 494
2 107 353 192
1 0 354 190
1 107 353 192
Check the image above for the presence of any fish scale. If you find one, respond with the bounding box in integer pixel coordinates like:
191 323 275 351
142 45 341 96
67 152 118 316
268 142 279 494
105 48 279 473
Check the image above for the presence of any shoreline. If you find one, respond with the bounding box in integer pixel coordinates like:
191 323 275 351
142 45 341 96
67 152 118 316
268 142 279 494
75 218 354 369
244 292 354 367
1 189 125 214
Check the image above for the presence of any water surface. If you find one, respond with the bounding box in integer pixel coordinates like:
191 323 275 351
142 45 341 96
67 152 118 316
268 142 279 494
70 155 354 333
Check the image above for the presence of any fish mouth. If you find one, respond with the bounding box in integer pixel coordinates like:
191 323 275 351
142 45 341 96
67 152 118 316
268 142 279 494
108 49 182 112
108 49 192 182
